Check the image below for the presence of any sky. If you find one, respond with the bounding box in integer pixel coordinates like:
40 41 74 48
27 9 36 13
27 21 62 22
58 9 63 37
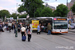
0 0 71 14
43 0 71 7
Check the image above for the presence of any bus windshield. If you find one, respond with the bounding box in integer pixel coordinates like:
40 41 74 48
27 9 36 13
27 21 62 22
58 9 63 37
54 21 67 29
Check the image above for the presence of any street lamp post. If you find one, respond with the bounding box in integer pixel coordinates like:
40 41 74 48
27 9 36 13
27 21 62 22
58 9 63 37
15 3 18 37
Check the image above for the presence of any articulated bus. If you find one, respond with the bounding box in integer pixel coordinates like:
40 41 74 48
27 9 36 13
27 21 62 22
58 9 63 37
36 17 68 34
17 17 68 33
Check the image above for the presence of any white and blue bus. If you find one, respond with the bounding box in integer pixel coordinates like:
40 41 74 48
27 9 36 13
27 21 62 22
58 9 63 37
36 17 68 34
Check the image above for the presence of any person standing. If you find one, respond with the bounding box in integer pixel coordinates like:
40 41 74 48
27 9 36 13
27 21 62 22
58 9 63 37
41 25 44 32
26 24 30 34
47 23 51 35
37 24 41 34
21 25 26 37
14 24 17 34
28 27 32 42
0 24 3 32
18 24 21 32
21 25 27 41
8 22 12 32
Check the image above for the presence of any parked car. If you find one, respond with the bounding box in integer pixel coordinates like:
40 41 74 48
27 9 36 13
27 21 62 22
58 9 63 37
68 24 74 29
71 23 75 28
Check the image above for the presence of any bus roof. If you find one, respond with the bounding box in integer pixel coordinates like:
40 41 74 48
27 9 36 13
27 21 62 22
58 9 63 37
18 18 26 20
36 17 67 19
36 17 53 19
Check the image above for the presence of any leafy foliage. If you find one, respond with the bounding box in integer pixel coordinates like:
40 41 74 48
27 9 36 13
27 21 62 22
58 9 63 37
17 4 27 13
53 4 69 17
19 14 27 18
19 0 44 17
0 11 1 18
0 10 10 18
34 8 42 17
71 3 75 15
41 7 53 17
34 7 53 17
11 13 19 19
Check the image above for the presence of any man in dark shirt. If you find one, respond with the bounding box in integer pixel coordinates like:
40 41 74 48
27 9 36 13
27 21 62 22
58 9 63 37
47 23 51 35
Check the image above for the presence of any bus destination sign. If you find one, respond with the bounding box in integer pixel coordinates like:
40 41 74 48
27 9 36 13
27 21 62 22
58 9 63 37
57 18 67 20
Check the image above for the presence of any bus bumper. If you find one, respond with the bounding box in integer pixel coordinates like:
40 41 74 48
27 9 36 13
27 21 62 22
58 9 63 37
52 32 68 33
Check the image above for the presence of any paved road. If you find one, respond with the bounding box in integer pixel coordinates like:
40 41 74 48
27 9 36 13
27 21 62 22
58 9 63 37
0 30 75 50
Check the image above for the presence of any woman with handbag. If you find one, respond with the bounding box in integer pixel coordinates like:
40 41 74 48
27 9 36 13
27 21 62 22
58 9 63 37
28 27 32 42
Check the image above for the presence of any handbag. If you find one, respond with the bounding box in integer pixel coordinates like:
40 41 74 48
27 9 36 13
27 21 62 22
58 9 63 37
28 31 30 34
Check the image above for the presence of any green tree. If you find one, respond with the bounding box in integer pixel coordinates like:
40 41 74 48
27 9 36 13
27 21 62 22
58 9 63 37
35 7 53 17
11 13 18 19
54 4 69 17
17 4 27 13
0 11 1 18
41 7 53 17
71 3 75 15
34 8 42 17
0 10 10 18
19 14 27 18
20 0 44 17
53 10 58 17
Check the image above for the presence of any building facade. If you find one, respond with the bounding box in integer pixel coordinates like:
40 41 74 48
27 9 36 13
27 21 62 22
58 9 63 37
45 3 55 11
67 0 75 22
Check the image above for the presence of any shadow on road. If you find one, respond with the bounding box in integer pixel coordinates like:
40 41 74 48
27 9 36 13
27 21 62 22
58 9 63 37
51 33 65 35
